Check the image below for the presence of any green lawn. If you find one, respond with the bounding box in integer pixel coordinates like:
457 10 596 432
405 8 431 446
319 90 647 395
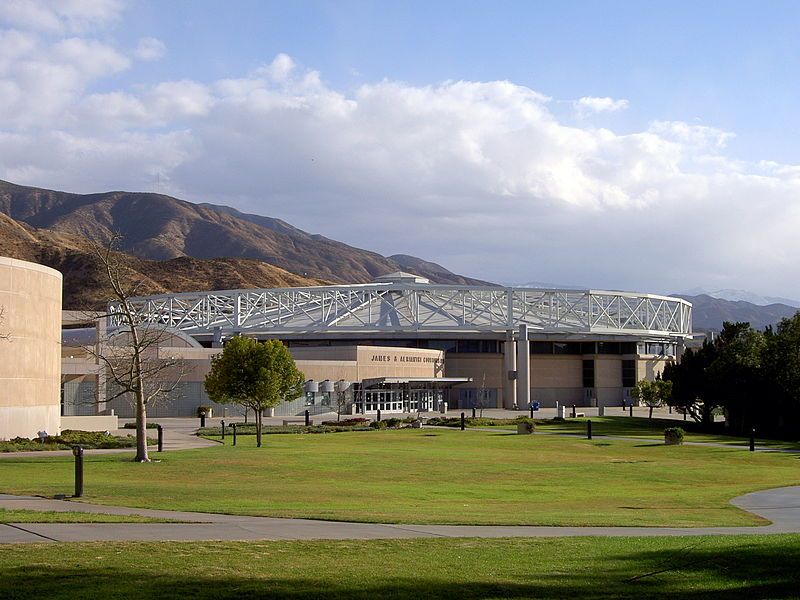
1 429 798 527
443 415 800 450
2 536 800 599
0 508 176 523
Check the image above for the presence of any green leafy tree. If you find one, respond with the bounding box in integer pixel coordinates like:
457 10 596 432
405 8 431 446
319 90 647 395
663 340 717 423
631 377 673 419
205 337 304 447
762 314 800 436
706 322 765 434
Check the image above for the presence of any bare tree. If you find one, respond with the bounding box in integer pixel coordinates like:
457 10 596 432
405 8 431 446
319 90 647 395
87 234 186 462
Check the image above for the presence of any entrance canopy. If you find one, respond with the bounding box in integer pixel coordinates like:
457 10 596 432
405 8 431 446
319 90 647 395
361 377 472 388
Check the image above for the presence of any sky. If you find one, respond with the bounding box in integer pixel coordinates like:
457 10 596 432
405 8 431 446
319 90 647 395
2 1 800 297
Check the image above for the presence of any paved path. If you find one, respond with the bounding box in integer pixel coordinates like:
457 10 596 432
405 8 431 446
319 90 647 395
2 486 800 544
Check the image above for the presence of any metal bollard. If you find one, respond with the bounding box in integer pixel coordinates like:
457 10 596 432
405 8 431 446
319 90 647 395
305 410 310 427
587 420 592 440
377 409 381 422
221 420 225 440
200 413 206 428
530 405 534 419
72 445 84 498
232 422 237 446
472 407 476 418
629 405 633 417
157 424 163 452
750 428 756 452
572 405 576 418
683 409 687 421
460 412 465 431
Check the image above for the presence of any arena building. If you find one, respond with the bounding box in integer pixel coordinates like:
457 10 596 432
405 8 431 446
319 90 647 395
62 272 693 419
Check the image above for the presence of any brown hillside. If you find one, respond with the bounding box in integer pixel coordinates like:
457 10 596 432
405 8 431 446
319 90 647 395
0 179 489 286
0 213 326 310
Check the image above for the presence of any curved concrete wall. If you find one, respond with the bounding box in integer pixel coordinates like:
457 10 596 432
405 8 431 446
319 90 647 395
0 257 62 440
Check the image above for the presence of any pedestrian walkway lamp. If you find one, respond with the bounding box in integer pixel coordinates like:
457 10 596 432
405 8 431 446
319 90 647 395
72 445 84 498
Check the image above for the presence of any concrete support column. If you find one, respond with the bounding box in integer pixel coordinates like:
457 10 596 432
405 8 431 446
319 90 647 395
503 330 517 409
676 337 686 363
516 324 530 411
95 316 107 415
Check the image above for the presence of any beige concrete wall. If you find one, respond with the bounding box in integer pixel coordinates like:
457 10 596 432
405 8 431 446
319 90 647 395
0 257 62 440
61 415 118 431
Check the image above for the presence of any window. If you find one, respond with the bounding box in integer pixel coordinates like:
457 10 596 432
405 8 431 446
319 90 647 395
598 342 621 355
622 360 636 388
620 342 637 355
582 359 595 388
553 342 581 355
580 342 597 354
531 342 553 354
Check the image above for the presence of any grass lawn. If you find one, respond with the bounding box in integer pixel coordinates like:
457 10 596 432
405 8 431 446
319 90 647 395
1 429 798 527
443 415 800 450
534 416 800 449
0 508 177 523
2 535 800 599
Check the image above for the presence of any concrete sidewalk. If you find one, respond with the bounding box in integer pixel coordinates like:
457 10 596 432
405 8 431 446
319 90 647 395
2 486 800 544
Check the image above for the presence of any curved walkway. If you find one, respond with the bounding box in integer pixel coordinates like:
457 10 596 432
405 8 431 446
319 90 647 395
2 486 800 544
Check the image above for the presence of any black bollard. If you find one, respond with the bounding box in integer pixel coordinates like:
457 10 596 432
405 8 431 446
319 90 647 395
157 424 163 452
572 405 576 418
377 409 381 422
530 405 534 419
460 412 465 431
221 420 225 440
305 410 310 427
472 407 476 418
683 409 687 421
750 428 756 452
232 422 237 446
629 405 633 417
72 445 84 498
587 420 592 440
200 413 206 428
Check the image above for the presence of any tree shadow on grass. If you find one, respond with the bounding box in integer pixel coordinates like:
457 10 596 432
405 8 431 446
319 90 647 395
2 542 800 600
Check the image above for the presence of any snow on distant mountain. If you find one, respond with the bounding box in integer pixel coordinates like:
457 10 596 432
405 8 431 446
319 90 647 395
502 281 583 290
679 287 800 308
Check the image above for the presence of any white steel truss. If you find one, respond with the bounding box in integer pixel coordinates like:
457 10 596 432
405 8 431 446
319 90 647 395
109 284 692 337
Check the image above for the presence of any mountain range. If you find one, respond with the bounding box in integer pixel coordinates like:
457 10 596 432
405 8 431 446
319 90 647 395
0 179 798 330
0 180 485 288
0 180 484 309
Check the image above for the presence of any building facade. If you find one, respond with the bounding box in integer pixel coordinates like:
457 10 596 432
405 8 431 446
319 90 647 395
62 272 692 418
0 257 62 440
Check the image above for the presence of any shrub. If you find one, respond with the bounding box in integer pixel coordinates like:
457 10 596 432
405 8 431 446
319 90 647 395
322 417 369 427
664 427 685 445
384 418 403 428
370 420 388 429
122 422 160 429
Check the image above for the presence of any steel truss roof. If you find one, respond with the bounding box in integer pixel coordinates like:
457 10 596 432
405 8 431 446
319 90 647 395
110 283 692 338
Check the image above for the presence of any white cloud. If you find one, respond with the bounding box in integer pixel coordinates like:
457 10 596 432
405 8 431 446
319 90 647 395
0 0 125 34
2 39 800 297
134 37 165 61
574 96 630 118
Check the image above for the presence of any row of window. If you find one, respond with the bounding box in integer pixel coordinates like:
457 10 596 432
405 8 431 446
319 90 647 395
284 339 675 356
582 359 638 388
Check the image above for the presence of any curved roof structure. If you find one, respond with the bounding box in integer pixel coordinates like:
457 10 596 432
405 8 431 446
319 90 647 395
110 279 692 339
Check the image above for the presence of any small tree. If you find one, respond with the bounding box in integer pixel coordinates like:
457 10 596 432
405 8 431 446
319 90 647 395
205 337 304 447
631 377 673 419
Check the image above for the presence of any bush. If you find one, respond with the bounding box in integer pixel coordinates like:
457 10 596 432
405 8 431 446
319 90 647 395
122 422 160 429
321 417 369 427
369 420 388 429
384 418 403 428
664 427 685 445
0 430 155 452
